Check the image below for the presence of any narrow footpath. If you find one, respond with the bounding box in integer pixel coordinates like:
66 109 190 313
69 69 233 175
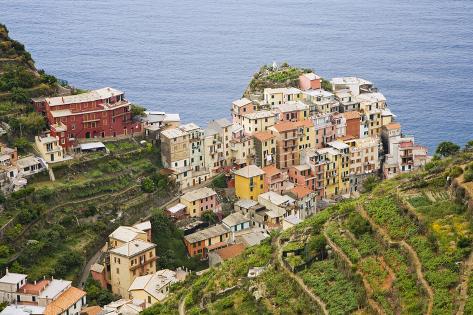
274 236 329 315
322 221 386 315
356 204 434 315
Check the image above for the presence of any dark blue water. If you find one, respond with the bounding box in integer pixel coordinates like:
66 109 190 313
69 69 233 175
1 0 472 151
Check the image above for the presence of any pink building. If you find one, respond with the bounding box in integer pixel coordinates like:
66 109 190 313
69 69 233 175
262 164 290 194
288 163 325 199
232 98 256 124
299 73 322 91
313 113 336 149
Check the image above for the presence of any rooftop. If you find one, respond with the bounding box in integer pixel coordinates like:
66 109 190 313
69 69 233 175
184 224 230 243
39 279 71 299
0 272 27 284
180 123 201 132
253 131 275 142
234 199 258 209
222 212 249 227
133 220 151 231
234 165 265 178
259 191 295 207
17 156 41 169
327 141 350 151
161 127 187 139
215 243 245 260
45 87 124 106
128 269 177 301
290 185 314 199
110 239 156 257
301 72 320 80
283 215 302 226
242 110 275 120
342 111 361 120
181 187 217 202
331 77 372 86
384 122 401 130
262 165 281 178
44 287 86 315
167 203 186 213
109 226 146 243
274 101 309 113
232 98 252 107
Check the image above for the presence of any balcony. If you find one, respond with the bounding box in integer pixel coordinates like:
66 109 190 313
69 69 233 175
129 256 158 272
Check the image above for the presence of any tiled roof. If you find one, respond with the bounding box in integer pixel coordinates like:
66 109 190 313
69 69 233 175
232 98 252 107
222 212 249 227
253 131 275 142
291 185 313 199
109 239 156 257
234 165 265 178
272 119 312 132
342 111 360 120
45 87 123 106
215 243 245 260
109 226 146 243
384 122 401 130
262 165 281 178
181 187 217 202
44 287 86 315
184 224 230 244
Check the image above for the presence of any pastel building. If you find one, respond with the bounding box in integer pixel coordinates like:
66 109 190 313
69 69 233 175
253 131 276 168
299 72 321 91
183 224 231 258
313 113 336 149
234 165 266 200
274 101 310 122
241 110 276 135
302 89 339 114
180 187 221 217
231 98 256 124
262 164 291 194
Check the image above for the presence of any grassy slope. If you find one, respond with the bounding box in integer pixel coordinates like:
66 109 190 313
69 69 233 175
150 150 473 314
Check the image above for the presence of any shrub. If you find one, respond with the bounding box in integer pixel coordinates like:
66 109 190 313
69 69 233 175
436 141 460 157
448 166 463 178
362 175 379 192
465 169 473 182
141 177 156 192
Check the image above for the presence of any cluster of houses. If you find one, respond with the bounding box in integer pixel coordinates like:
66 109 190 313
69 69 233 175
156 69 430 265
86 221 187 312
0 143 47 194
0 270 86 315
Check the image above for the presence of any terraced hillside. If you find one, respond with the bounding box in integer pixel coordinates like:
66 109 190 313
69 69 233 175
146 149 473 314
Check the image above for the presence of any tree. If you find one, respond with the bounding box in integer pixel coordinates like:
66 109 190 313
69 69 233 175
465 140 473 151
130 104 146 117
436 141 460 157
362 175 379 193
141 177 156 193
13 137 30 153
201 211 218 225
10 87 29 103
85 278 120 306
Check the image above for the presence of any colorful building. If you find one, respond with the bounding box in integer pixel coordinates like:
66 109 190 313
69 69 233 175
180 187 221 217
234 165 266 200
183 224 231 258
38 88 141 150
298 72 321 91
253 131 276 168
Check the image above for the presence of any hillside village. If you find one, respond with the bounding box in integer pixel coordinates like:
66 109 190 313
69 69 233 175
0 54 440 315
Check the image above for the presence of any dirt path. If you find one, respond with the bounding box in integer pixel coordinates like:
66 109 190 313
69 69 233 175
357 204 434 315
275 236 329 315
178 295 186 315
456 251 473 315
322 222 386 315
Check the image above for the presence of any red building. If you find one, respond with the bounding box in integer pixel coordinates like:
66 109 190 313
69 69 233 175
35 87 141 149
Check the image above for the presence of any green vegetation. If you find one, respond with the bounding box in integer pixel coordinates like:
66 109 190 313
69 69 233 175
84 278 120 306
436 141 461 157
151 209 207 271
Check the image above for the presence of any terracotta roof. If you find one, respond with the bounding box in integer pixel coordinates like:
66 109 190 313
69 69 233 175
291 185 313 199
384 122 401 130
215 243 245 260
253 131 275 142
234 165 265 178
262 165 281 178
81 306 102 315
342 111 360 120
18 280 50 295
273 120 312 132
44 287 86 315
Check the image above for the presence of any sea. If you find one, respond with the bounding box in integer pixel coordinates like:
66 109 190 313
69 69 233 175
1 0 472 151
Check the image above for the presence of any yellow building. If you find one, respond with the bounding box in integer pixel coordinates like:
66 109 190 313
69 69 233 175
264 87 302 106
34 132 66 164
240 110 276 135
128 269 178 308
109 239 157 298
108 226 149 248
234 165 266 200
318 141 350 198
180 187 220 218
357 93 386 137
253 131 276 168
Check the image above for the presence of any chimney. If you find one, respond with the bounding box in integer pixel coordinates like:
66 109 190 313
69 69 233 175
5 267 8 274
